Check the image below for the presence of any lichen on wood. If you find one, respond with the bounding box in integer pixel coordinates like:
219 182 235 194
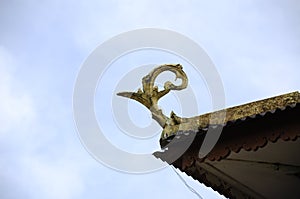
117 64 189 137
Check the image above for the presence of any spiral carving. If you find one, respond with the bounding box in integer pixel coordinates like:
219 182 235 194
117 64 188 129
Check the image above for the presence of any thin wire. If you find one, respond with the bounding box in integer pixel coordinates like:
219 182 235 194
171 166 204 199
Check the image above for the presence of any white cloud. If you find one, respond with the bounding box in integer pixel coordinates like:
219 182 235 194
21 155 84 199
0 46 88 199
0 46 36 136
70 0 206 51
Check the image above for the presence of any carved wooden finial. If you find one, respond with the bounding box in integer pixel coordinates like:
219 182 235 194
117 64 188 136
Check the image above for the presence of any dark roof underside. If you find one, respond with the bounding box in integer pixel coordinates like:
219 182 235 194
154 91 300 199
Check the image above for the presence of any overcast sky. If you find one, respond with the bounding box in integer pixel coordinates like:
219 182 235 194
1 1 300 199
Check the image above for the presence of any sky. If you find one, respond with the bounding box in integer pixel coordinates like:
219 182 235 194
1 0 300 199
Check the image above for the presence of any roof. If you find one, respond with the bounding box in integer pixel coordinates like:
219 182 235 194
160 91 300 139
154 91 300 199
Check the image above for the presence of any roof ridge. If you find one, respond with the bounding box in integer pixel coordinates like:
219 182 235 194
161 91 299 139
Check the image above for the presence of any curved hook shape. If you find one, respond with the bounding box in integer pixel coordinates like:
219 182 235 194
117 64 188 129
142 63 188 95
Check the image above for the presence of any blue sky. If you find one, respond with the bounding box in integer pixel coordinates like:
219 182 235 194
1 1 300 199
